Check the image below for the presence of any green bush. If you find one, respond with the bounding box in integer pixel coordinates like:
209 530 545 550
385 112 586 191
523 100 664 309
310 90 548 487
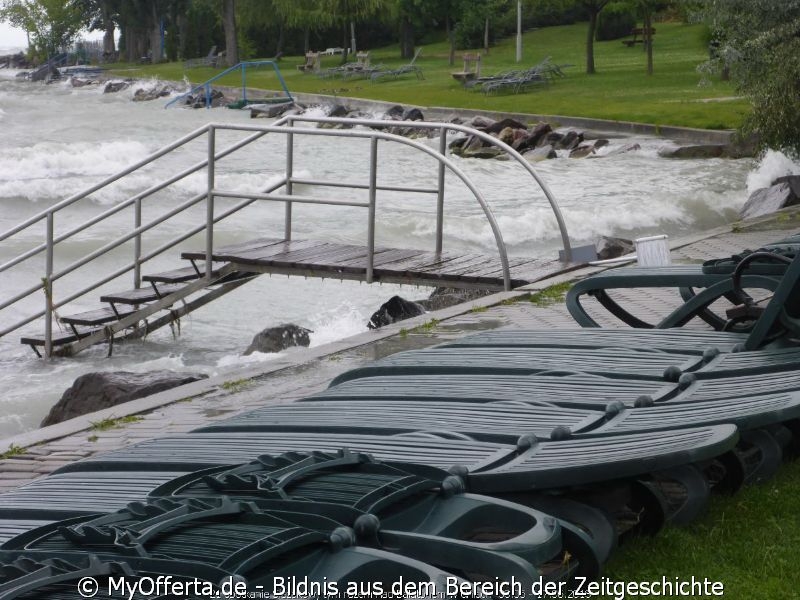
596 2 636 41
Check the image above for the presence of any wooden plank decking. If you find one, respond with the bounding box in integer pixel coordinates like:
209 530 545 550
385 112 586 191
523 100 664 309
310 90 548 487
183 237 580 290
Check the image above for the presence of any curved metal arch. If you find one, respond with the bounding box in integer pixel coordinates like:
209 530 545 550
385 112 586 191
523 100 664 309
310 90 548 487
212 122 513 290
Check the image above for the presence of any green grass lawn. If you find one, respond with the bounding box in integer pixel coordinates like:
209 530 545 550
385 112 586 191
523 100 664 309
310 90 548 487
603 458 800 599
114 22 749 130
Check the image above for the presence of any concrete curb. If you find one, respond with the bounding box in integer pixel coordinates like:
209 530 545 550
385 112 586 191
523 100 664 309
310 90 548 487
219 86 736 145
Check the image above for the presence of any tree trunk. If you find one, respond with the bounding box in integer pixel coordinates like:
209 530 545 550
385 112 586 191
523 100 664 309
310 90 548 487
400 16 414 59
586 9 597 74
222 0 238 67
446 16 455 66
102 2 115 56
350 21 356 56
303 27 310 55
177 13 188 60
644 11 653 75
275 21 285 57
484 16 489 55
150 3 162 63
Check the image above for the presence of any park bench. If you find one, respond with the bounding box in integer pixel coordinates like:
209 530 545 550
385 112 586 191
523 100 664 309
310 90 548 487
296 51 320 73
452 53 481 84
623 27 656 47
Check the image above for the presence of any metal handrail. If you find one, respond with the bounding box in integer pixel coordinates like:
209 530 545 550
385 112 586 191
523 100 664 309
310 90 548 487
276 115 573 261
164 60 293 109
0 117 572 357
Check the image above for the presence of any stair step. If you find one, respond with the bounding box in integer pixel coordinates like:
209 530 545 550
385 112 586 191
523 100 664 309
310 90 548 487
100 283 187 305
20 329 98 348
59 306 138 327
143 266 219 284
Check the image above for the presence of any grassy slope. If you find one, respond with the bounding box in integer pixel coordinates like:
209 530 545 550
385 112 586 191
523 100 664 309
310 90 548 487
116 22 749 130
604 459 800 598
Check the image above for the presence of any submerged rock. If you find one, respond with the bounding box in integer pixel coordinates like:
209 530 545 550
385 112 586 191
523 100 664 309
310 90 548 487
740 177 800 219
244 324 312 355
103 80 131 94
596 236 635 260
250 101 295 118
133 83 177 102
41 371 208 427
658 144 724 159
524 145 558 162
368 296 425 329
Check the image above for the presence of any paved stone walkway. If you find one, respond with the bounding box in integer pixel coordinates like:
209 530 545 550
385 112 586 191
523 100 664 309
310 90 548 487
0 222 796 493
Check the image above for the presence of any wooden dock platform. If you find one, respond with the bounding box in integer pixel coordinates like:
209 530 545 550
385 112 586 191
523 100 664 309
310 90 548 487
183 237 579 290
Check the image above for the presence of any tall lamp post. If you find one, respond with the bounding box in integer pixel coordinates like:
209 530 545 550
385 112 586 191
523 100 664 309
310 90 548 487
516 1 522 62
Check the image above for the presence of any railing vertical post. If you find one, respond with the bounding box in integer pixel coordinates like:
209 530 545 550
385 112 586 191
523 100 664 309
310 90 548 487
436 127 447 254
241 63 247 104
133 198 142 289
206 126 215 281
285 122 294 241
44 213 54 359
366 137 378 283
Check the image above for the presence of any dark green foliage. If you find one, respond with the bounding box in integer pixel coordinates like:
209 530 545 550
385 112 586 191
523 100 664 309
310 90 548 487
182 0 222 60
596 1 635 41
526 0 584 27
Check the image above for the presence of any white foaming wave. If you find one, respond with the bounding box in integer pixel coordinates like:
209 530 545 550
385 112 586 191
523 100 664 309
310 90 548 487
306 302 372 347
217 351 279 368
0 140 151 181
746 150 800 193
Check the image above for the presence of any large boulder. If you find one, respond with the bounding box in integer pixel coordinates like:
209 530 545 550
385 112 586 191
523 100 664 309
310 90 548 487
368 296 425 329
250 101 295 118
103 80 131 94
596 235 635 260
384 104 405 119
483 117 528 135
41 371 208 427
133 83 176 102
739 176 800 219
555 130 583 150
402 107 424 121
326 103 349 117
658 144 724 159
244 324 312 355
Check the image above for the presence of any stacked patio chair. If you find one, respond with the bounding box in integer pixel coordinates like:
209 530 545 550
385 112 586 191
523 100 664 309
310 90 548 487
370 48 424 82
467 57 568 95
1 235 800 591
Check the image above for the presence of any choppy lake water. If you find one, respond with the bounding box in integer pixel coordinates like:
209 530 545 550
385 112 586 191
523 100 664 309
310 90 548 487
0 69 792 437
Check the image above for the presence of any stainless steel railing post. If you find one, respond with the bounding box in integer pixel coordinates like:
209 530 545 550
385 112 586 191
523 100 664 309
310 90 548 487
436 127 447 254
44 213 54 358
134 197 142 288
285 121 294 241
206 126 215 280
366 137 378 283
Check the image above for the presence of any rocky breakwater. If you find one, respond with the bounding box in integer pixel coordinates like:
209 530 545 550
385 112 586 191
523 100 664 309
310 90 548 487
447 117 615 162
739 175 800 219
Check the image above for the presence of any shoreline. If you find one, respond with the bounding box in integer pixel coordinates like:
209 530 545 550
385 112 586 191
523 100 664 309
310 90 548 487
2 207 791 454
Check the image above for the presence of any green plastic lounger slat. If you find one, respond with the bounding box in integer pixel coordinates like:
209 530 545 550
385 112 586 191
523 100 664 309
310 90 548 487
45 425 739 492
54 432 513 475
469 424 737 493
0 491 544 591
318 370 800 409
443 328 750 353
328 342 800 387
196 400 605 441
0 543 471 599
296 376 800 435
145 449 566 573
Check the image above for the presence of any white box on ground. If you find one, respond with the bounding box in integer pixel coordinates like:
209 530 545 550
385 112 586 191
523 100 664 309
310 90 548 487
634 234 671 266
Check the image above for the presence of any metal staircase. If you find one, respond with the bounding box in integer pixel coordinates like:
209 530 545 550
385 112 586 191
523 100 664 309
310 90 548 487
0 115 574 358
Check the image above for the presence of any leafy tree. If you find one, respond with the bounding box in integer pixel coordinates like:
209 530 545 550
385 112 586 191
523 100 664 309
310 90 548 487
579 0 611 74
0 0 84 59
698 0 800 154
